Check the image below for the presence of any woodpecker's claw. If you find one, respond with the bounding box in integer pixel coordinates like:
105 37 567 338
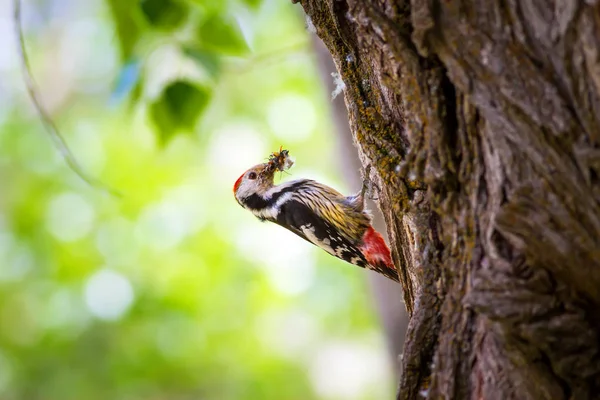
361 165 380 201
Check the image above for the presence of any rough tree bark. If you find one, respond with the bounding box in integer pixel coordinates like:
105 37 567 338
293 1 600 399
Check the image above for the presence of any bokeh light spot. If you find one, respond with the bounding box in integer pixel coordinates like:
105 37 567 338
44 287 91 337
255 309 318 359
309 340 391 399
0 232 33 282
135 202 192 251
267 94 316 141
84 269 134 321
235 224 316 295
46 192 96 242
207 121 268 183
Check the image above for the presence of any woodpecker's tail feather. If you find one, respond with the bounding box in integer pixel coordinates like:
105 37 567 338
359 226 398 282
372 262 400 282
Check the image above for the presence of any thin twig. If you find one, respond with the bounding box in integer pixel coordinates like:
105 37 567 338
14 0 120 196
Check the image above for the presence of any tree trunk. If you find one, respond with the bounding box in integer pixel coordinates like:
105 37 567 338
293 1 600 399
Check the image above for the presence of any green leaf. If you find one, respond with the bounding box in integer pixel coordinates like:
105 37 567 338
106 0 144 59
149 81 211 144
197 14 248 55
183 47 222 80
139 0 188 30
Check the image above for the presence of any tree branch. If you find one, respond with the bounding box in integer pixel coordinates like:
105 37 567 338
14 0 119 196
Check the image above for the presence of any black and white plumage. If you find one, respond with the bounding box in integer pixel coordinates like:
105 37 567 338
233 161 398 282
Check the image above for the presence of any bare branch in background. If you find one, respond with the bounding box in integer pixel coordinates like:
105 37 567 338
13 0 120 196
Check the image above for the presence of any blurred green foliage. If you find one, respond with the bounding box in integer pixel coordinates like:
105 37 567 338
149 80 211 143
107 0 258 142
0 0 394 399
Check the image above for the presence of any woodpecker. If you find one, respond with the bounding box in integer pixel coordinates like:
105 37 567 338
233 149 398 282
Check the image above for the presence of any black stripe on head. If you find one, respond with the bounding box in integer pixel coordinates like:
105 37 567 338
240 193 270 210
239 180 307 211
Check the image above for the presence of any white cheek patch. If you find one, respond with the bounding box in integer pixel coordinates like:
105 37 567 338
235 181 254 203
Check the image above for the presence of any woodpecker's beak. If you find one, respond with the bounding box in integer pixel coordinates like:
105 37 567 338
258 163 276 183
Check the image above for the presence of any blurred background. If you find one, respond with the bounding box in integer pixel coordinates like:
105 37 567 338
0 0 403 398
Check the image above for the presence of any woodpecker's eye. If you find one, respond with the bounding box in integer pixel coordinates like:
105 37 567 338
248 172 257 180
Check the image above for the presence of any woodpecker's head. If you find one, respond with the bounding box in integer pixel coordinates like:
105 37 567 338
233 163 276 205
234 148 294 207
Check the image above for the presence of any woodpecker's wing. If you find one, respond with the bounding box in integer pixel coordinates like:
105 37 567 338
290 180 371 244
275 198 370 268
